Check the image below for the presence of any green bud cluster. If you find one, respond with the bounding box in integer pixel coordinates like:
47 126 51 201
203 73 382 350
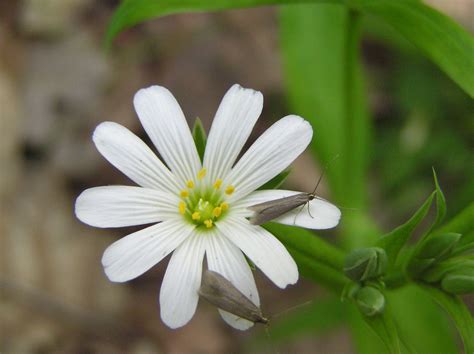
423 258 474 295
406 232 474 295
343 247 388 317
407 233 461 278
344 247 388 282
342 283 385 317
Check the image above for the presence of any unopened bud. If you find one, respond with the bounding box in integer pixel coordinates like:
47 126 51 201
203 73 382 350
441 269 474 295
419 233 461 259
344 247 387 282
354 286 385 317
408 233 461 277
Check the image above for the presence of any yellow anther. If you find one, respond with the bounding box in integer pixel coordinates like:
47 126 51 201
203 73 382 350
204 219 213 228
212 207 222 218
186 180 195 188
220 202 229 211
192 212 201 221
213 179 223 189
197 168 207 180
180 190 189 198
225 185 235 195
178 201 186 215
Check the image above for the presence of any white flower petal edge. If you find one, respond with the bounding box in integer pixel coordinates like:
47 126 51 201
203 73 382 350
203 84 263 183
225 115 312 202
102 219 195 282
206 229 259 330
75 186 181 228
134 86 201 184
217 217 298 289
93 122 180 193
233 190 341 229
160 232 206 329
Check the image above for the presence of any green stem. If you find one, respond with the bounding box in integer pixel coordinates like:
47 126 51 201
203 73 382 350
288 248 349 293
266 223 345 271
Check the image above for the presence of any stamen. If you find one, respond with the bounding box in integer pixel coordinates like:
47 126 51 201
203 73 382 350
178 201 186 214
225 185 235 195
204 219 213 228
180 190 189 198
212 207 222 218
197 168 207 180
220 202 229 211
186 180 195 188
213 179 223 189
192 212 201 221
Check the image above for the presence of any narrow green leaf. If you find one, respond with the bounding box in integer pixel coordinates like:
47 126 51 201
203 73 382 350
105 0 343 48
421 285 474 353
362 303 401 354
432 168 447 229
192 118 206 162
265 223 345 271
377 191 435 267
389 285 458 354
258 169 291 190
248 296 346 348
436 201 474 237
289 248 349 293
353 0 474 98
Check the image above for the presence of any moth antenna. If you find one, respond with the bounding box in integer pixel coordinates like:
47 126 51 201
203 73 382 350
271 300 314 320
310 154 340 196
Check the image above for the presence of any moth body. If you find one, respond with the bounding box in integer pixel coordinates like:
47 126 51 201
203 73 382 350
199 270 268 324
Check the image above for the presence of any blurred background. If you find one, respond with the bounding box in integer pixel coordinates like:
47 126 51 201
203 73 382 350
0 0 473 353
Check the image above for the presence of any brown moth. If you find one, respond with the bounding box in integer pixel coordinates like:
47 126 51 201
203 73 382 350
199 270 268 324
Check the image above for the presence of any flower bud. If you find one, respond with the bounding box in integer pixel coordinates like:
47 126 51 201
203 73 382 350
344 247 387 282
441 269 474 295
418 233 461 259
354 286 385 317
408 233 461 277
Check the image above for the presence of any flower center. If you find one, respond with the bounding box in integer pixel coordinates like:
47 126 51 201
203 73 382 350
178 168 233 229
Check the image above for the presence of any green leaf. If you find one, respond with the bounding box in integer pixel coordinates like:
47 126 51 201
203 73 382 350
257 169 291 190
280 4 369 213
106 1 474 98
421 285 474 353
432 168 447 229
288 248 349 293
389 285 458 354
265 223 345 271
377 191 435 268
362 302 401 354
105 0 343 48
192 118 206 162
248 296 346 349
436 201 474 237
353 0 474 98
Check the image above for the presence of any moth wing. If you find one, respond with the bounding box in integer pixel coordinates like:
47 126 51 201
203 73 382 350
199 270 266 323
248 194 309 225
274 196 341 229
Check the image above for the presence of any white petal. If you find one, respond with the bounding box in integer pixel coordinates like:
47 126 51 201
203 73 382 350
225 115 312 202
75 186 180 228
233 190 341 229
217 217 298 289
206 230 259 330
203 84 263 182
134 86 201 184
160 232 206 329
93 121 180 193
102 219 195 282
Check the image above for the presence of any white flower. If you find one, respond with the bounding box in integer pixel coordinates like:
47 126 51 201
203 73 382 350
75 84 341 330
